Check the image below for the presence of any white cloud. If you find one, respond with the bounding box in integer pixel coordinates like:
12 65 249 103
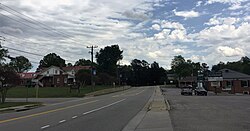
161 21 185 30
174 10 200 19
196 1 203 7
147 51 164 59
122 10 150 21
217 46 245 57
152 24 161 30
154 29 171 40
174 48 185 54
205 17 240 26
206 0 247 4
228 3 243 10
168 29 187 40
153 20 187 41
190 55 205 62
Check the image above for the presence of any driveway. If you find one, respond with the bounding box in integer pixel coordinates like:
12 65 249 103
162 88 250 131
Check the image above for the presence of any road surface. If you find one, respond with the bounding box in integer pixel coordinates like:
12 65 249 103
162 88 250 131
0 87 154 131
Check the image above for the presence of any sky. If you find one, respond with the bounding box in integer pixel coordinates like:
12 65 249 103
0 0 250 71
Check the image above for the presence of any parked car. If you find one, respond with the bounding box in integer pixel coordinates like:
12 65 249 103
181 86 193 96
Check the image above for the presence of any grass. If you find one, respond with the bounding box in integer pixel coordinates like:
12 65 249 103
6 85 115 98
0 102 41 109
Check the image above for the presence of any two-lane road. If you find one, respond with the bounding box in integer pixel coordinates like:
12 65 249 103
0 87 154 131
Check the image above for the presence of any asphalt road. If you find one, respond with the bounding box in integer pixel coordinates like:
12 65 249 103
0 87 154 131
162 88 250 131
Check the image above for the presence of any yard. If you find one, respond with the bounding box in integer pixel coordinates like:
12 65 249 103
6 85 116 98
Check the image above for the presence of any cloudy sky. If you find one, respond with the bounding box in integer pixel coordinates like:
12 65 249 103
0 0 250 71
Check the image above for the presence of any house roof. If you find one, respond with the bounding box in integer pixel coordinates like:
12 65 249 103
37 66 63 75
219 69 250 79
18 72 37 79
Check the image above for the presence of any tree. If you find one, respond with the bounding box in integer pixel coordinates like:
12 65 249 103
96 73 116 85
171 55 189 78
74 59 93 66
9 56 32 73
38 53 66 68
96 45 123 75
0 64 21 103
0 45 8 63
75 69 91 86
0 45 20 103
67 63 73 67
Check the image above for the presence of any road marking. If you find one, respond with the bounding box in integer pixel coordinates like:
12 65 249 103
82 99 126 115
112 89 142 97
72 116 78 119
41 125 50 129
135 90 145 95
49 97 93 106
0 100 98 124
59 120 66 123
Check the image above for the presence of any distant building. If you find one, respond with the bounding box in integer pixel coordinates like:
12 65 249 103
207 69 250 94
18 72 38 86
19 66 91 87
178 76 197 88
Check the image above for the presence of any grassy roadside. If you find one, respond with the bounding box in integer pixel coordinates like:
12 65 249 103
6 85 115 98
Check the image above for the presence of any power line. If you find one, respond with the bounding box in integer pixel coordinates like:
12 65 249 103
1 33 82 63
8 51 40 64
2 45 76 63
2 45 44 56
0 3 89 46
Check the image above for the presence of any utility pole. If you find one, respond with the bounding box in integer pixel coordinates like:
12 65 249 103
87 45 98 90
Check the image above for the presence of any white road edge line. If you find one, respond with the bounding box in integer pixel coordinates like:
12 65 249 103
59 120 66 123
41 125 50 129
72 116 78 119
82 99 126 115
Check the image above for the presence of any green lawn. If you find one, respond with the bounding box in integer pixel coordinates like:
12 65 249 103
6 86 115 98
0 102 41 109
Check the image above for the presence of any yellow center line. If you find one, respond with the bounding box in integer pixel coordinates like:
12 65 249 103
0 100 99 124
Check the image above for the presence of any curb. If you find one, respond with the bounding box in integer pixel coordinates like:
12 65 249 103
0 104 42 113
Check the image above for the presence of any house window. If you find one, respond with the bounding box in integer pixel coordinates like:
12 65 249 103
55 70 58 74
47 71 49 74
241 80 248 87
57 78 60 83
225 81 233 89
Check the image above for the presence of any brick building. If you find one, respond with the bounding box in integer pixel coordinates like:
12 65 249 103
207 69 250 94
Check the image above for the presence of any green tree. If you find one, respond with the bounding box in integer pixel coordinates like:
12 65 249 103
74 59 93 66
75 69 91 86
38 53 66 69
0 45 8 63
67 63 73 67
96 45 123 75
9 56 32 73
0 65 20 103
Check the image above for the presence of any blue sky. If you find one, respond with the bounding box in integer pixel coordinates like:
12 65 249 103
0 0 250 71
